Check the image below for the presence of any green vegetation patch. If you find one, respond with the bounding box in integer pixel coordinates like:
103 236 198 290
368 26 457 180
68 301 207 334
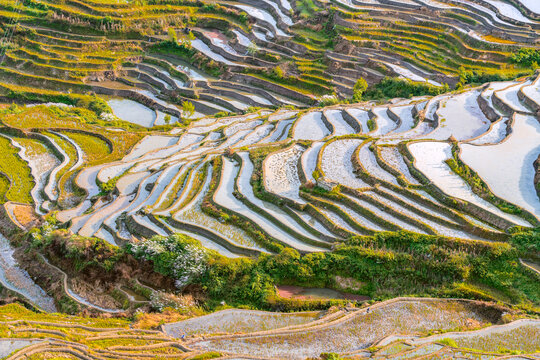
0 136 34 204
62 131 111 165
127 226 540 311
364 77 449 100
510 48 540 68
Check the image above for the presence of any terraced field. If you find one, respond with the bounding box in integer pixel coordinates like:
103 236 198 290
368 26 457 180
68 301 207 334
0 299 538 359
185 298 536 359
9 75 534 253
0 0 539 120
0 0 539 358
0 70 538 319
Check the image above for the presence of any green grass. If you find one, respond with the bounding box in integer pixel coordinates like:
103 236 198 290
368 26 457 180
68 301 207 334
2 105 142 161
0 302 127 327
0 173 10 203
190 352 222 360
62 131 110 165
0 136 34 204
296 0 320 18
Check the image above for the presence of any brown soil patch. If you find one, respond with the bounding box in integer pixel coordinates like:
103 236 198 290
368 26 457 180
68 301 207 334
10 204 41 230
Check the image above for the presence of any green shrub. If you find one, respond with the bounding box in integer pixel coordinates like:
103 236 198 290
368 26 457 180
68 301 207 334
273 65 285 79
510 48 540 68
458 68 530 86
150 40 195 59
30 221 124 273
364 77 448 100
182 101 195 119
195 227 540 309
99 175 119 195
510 228 540 255
353 77 368 101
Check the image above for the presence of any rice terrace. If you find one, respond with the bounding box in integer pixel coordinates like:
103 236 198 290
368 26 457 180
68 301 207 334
0 0 538 358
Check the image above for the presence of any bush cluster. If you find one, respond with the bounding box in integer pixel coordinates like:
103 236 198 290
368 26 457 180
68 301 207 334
364 77 449 100
196 228 540 309
128 234 207 288
26 214 540 311
510 48 540 68
457 68 531 88
30 219 124 272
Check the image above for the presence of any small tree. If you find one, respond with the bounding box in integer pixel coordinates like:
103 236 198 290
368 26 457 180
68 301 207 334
353 77 368 102
164 114 171 124
182 101 195 119
272 65 284 79
168 28 177 43
247 41 258 56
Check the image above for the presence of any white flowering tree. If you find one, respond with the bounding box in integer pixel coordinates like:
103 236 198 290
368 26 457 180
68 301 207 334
129 234 208 289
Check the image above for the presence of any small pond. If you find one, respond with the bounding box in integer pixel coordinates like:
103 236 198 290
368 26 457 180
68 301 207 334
107 98 156 127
